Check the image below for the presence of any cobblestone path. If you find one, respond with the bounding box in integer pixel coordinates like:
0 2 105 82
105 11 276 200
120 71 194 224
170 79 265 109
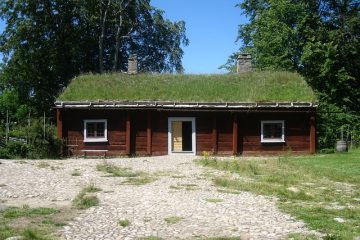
0 156 314 239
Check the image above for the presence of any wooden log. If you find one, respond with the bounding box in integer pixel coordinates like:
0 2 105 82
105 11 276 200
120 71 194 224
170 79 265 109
233 113 238 154
147 111 152 155
310 115 316 154
56 109 62 140
126 112 131 155
212 114 218 154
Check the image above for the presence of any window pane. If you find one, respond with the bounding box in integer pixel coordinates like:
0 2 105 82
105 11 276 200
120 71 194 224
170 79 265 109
87 123 95 137
96 122 105 137
263 123 282 139
172 121 182 151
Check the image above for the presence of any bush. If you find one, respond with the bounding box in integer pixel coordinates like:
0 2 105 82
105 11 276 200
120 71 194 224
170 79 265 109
317 103 360 150
0 118 61 159
0 141 28 159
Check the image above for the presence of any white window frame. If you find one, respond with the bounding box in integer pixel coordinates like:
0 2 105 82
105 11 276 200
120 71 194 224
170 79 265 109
84 119 108 143
168 117 196 155
261 120 285 143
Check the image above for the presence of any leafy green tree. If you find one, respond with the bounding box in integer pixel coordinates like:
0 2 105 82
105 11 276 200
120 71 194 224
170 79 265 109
225 0 359 149
0 0 188 114
228 0 359 112
0 0 93 114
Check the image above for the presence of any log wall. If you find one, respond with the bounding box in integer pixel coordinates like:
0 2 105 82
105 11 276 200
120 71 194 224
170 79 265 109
59 109 315 157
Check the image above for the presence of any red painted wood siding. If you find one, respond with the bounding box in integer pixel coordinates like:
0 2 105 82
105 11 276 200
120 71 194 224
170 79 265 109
59 109 315 156
239 112 310 155
62 109 127 156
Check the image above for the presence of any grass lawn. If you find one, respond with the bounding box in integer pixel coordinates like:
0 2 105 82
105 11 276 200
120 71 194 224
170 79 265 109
58 71 317 102
0 204 77 240
197 149 360 239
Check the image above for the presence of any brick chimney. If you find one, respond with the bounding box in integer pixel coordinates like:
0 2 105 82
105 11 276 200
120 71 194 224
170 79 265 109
127 54 138 74
237 53 252 73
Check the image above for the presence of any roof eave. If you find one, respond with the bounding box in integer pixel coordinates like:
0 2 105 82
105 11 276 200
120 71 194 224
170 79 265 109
54 100 318 110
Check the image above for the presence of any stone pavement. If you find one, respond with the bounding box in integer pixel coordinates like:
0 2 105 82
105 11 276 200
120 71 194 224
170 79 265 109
0 156 315 239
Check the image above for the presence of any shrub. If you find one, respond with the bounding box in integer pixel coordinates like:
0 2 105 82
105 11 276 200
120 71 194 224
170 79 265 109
317 103 360 150
0 118 61 159
0 141 28 159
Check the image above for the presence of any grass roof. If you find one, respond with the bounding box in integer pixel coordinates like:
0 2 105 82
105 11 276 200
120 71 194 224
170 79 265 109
58 71 317 102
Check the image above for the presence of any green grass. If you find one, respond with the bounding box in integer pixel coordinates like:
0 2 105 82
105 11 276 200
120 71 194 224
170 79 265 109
169 183 199 191
83 183 102 193
3 205 59 219
37 162 50 168
196 149 360 239
0 205 75 240
120 175 156 185
41 219 66 227
71 170 81 176
96 162 141 177
169 185 183 190
286 233 319 240
171 175 186 178
205 198 224 203
72 185 100 210
16 160 28 164
118 219 130 227
204 238 244 240
140 236 163 240
164 216 183 225
58 71 317 102
0 224 59 240
97 161 156 185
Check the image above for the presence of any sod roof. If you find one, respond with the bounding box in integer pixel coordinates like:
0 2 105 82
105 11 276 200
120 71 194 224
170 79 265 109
57 71 317 103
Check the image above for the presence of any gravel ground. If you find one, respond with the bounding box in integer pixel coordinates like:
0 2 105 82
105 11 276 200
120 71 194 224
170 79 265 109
0 156 317 240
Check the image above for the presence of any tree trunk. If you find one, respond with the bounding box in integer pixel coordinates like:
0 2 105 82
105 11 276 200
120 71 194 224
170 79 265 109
112 14 123 72
99 0 111 73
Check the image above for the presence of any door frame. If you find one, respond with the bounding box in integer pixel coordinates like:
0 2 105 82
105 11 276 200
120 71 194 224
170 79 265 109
168 117 196 155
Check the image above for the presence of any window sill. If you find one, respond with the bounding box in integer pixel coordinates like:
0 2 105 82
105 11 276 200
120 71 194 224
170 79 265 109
84 139 108 143
261 139 285 143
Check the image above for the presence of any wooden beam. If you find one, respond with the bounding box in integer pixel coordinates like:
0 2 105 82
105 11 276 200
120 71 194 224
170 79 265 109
310 115 316 154
126 112 131 155
232 113 238 155
147 111 152 155
56 109 62 140
212 114 217 154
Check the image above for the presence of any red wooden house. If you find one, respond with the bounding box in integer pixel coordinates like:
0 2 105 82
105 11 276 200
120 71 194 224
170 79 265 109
55 55 317 157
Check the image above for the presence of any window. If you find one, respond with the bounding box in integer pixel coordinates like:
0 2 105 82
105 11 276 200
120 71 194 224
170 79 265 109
261 120 285 143
168 117 196 155
84 119 107 142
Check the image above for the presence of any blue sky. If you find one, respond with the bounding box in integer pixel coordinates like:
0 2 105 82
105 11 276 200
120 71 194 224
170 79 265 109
151 0 246 73
0 1 246 74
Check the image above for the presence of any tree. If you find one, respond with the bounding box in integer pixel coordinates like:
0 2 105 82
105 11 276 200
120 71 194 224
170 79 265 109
227 0 359 112
0 0 93 114
225 0 360 149
0 0 189 114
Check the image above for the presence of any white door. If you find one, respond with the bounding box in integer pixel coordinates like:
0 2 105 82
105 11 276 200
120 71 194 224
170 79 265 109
168 117 196 155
